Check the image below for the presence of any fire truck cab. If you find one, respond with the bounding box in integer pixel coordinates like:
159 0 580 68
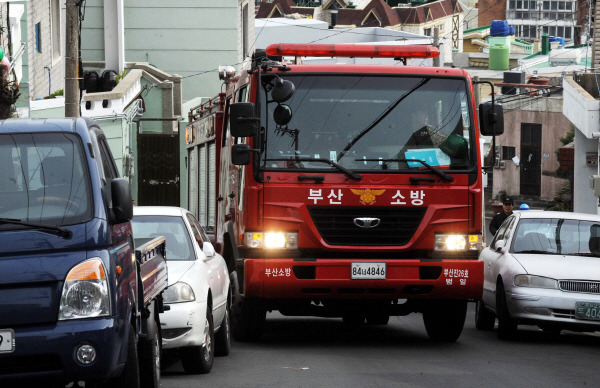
186 43 503 342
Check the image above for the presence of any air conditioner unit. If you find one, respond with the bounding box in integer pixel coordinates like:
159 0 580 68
589 175 600 196
494 156 500 169
499 160 506 169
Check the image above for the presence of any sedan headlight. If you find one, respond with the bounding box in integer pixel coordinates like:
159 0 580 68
163 282 196 303
514 275 558 289
59 258 110 320
244 231 298 249
434 234 481 251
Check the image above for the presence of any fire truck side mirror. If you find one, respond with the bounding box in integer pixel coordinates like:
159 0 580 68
478 101 504 136
231 144 252 165
271 78 295 103
230 102 259 137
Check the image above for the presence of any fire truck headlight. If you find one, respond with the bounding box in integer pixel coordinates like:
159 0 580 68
244 232 298 249
434 234 481 251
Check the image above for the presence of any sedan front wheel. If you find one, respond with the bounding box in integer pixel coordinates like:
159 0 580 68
496 280 518 340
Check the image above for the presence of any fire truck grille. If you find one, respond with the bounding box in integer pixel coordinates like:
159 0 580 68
307 206 426 246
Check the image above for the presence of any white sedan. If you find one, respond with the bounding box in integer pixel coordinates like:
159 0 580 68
476 210 600 339
132 206 231 374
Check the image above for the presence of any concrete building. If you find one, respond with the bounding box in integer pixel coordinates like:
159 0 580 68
478 0 588 45
562 72 600 214
257 0 463 64
81 0 254 102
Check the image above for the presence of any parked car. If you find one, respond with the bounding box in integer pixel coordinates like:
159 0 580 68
476 210 600 339
132 206 231 374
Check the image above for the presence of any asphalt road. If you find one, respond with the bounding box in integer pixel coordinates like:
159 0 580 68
160 303 600 388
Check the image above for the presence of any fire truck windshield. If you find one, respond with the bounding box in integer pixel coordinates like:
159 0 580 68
260 74 474 173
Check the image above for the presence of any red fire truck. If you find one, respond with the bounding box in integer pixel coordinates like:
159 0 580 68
185 43 503 342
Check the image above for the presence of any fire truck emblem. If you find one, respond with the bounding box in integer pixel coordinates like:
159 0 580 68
353 217 381 228
350 189 386 205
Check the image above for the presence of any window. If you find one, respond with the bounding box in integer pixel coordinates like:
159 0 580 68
424 28 432 36
99 139 118 180
242 3 249 58
50 0 61 62
131 215 195 261
186 213 205 245
502 146 516 160
35 22 41 53
0 133 93 224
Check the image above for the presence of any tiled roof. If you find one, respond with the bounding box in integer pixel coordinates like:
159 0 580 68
396 0 462 25
337 0 400 27
256 0 296 18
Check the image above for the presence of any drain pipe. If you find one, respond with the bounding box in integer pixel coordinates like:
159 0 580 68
44 66 51 96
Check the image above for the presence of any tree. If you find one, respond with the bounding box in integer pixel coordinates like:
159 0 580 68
0 65 20 119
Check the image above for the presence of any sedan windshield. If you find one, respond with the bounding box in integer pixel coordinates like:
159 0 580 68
132 215 195 261
260 74 474 172
512 218 600 256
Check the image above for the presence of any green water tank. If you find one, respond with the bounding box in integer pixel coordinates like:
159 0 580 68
489 43 509 70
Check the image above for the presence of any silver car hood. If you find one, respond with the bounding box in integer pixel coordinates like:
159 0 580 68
513 254 600 281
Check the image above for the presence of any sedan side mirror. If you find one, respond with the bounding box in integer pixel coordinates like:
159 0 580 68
494 240 506 253
203 242 216 261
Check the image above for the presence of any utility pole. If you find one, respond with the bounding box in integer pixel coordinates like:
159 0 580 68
433 27 440 67
593 0 600 70
65 1 80 117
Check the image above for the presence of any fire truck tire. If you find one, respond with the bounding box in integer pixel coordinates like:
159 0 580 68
496 280 518 340
342 314 365 325
232 298 266 342
366 314 390 325
475 300 496 331
422 300 467 342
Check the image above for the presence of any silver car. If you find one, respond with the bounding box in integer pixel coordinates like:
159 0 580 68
476 210 600 339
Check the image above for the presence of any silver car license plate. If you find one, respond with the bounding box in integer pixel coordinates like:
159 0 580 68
0 329 15 353
575 302 600 321
351 262 386 280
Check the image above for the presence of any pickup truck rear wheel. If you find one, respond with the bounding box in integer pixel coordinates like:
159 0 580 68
181 307 214 374
138 305 161 388
232 298 265 342
422 300 467 342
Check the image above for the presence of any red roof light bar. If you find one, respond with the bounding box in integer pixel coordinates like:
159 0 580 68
265 43 440 59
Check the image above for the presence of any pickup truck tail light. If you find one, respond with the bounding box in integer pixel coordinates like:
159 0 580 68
59 258 110 320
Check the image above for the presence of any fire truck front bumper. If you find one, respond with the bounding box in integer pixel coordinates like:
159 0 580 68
243 258 483 300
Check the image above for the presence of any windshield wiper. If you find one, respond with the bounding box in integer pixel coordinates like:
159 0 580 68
0 218 73 238
337 77 431 162
265 158 362 180
358 158 453 182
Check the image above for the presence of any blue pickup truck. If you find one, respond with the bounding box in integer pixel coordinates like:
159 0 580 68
0 118 168 388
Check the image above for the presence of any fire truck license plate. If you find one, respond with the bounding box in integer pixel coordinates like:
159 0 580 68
0 329 15 353
351 262 386 280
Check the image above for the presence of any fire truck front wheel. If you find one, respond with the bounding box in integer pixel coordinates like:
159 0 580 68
422 300 468 342
232 298 266 342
